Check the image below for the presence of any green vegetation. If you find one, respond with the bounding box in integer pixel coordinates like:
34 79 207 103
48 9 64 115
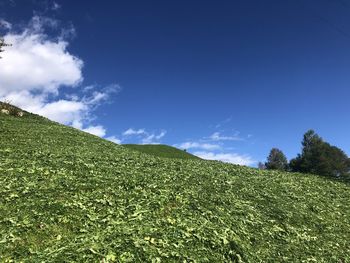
1 109 350 262
123 144 200 160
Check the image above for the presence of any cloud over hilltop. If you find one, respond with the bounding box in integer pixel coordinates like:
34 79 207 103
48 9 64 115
0 15 119 139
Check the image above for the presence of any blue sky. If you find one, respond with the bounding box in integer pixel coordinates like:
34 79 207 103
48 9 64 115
1 0 350 165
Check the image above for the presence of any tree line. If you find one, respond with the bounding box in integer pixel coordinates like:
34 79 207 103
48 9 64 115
260 130 350 180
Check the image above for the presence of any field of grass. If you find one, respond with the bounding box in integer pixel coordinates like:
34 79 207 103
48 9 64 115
123 144 200 160
0 110 350 262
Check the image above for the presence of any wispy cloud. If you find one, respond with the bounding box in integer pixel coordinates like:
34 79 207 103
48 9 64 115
123 128 146 136
175 129 254 166
52 1 61 10
215 117 232 129
142 130 166 144
122 128 166 144
193 151 255 166
106 136 122 144
209 131 243 141
176 141 221 151
0 19 12 30
82 125 106 137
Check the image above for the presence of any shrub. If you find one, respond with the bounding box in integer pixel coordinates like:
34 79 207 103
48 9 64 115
0 100 24 117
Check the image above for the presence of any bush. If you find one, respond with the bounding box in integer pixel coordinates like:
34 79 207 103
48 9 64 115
0 100 24 117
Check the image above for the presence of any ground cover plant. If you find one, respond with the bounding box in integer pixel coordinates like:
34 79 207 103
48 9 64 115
123 144 200 160
0 101 25 117
0 109 349 262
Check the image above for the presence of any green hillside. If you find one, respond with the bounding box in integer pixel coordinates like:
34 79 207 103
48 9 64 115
123 144 200 160
0 110 350 262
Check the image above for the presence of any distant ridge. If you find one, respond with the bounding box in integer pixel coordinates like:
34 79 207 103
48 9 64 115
123 144 200 160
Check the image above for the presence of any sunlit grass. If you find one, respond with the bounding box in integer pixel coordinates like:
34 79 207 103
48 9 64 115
0 110 349 262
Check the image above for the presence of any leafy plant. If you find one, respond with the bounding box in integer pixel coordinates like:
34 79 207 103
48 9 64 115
123 144 200 160
0 110 349 262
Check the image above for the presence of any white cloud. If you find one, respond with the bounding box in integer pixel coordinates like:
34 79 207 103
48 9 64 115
215 117 232 129
0 20 83 96
157 130 166 139
177 141 221 151
1 86 118 131
209 132 243 141
174 130 254 165
0 15 119 139
106 136 122 144
39 99 87 124
142 130 166 144
52 1 61 10
123 128 146 136
82 125 106 137
122 128 166 144
0 19 12 30
193 151 255 166
83 85 95 92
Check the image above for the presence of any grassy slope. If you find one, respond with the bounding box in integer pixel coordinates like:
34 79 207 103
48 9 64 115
123 144 200 160
0 112 349 262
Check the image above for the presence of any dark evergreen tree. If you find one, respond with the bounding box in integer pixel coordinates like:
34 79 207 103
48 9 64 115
290 130 350 178
289 154 302 172
265 148 288 171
